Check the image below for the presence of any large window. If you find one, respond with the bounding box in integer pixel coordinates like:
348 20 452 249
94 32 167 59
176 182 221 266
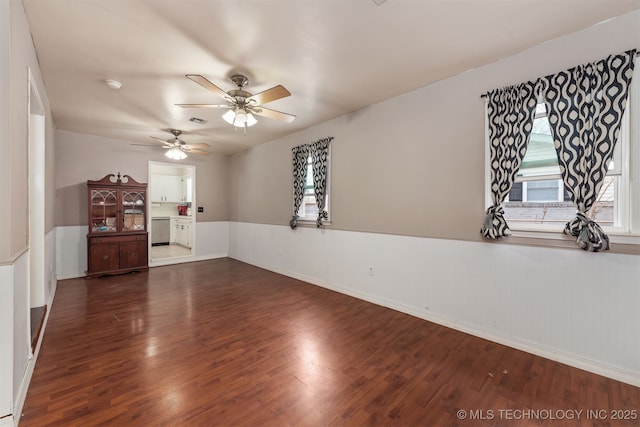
502 103 621 229
486 57 639 239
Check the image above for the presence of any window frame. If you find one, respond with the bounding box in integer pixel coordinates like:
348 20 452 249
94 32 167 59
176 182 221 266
484 58 640 248
295 147 331 224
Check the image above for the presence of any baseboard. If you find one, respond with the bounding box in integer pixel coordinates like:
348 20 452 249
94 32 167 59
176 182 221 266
0 415 14 427
190 253 228 263
12 279 57 426
59 253 229 277
229 254 640 388
149 253 227 268
56 271 85 280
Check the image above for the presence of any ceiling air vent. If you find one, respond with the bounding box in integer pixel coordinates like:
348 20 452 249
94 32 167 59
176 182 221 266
189 117 207 124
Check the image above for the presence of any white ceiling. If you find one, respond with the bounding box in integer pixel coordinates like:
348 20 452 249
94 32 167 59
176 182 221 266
22 0 640 155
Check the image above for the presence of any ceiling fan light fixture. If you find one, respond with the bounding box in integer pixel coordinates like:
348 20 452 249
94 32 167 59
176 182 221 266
165 147 187 160
234 109 248 126
246 112 257 127
222 108 258 128
222 109 236 125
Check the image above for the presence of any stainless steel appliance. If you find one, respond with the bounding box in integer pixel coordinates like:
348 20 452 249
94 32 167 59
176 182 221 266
151 217 170 246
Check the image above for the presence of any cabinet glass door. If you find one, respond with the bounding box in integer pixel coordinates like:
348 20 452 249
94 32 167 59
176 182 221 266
122 191 146 231
91 190 117 232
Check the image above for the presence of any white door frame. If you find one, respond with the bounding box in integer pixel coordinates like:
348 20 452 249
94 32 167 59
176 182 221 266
148 161 197 266
28 68 46 316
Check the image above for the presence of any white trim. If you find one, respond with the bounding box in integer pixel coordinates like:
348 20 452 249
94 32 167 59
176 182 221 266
13 279 56 426
0 264 13 421
28 67 47 315
148 161 197 260
629 57 640 234
0 416 13 427
149 252 227 268
509 230 640 245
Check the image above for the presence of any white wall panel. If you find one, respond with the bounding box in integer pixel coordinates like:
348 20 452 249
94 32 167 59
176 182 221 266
58 222 230 279
11 252 29 411
0 264 13 418
55 226 86 279
45 229 56 303
194 221 229 261
229 222 640 386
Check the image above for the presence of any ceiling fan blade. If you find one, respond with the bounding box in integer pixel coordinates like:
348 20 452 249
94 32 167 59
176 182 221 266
189 149 211 155
186 74 230 100
248 85 291 105
185 143 211 149
252 107 296 123
131 143 159 147
175 103 233 109
149 136 172 146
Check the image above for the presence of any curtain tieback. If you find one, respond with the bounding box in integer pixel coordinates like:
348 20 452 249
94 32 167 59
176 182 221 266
481 205 511 240
316 210 328 228
576 211 591 225
290 215 299 229
483 205 505 226
565 211 610 252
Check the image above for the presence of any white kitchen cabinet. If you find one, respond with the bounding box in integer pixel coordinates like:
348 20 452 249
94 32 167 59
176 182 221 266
179 219 191 248
181 176 193 202
151 174 183 202
170 217 192 248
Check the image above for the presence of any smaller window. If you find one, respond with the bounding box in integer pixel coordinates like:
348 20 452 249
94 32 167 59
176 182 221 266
296 153 330 221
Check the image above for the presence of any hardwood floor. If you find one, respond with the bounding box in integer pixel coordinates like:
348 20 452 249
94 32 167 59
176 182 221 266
20 258 639 426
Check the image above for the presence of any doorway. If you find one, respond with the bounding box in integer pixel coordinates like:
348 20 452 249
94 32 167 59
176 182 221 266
28 69 46 352
148 161 196 265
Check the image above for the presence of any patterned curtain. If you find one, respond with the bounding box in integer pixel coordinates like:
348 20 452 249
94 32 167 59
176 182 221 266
290 144 310 229
310 137 333 227
539 49 636 251
481 82 538 239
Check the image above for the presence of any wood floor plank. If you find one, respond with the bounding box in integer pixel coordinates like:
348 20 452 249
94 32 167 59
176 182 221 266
20 258 640 426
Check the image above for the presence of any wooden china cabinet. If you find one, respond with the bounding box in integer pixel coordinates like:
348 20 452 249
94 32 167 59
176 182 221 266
86 173 148 278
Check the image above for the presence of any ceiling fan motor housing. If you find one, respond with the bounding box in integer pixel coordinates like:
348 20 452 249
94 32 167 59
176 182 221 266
230 74 249 88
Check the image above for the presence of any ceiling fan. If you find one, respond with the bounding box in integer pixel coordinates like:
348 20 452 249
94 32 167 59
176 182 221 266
138 129 211 160
176 74 296 132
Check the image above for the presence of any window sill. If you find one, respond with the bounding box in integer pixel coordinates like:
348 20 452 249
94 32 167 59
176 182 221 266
293 219 332 228
501 229 640 254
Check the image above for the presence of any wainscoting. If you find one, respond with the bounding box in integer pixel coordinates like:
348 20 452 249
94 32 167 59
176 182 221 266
56 221 229 278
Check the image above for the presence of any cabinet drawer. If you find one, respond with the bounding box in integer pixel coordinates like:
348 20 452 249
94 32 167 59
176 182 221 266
90 234 146 244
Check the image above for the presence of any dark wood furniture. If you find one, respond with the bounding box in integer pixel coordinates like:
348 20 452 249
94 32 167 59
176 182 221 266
86 173 148 278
